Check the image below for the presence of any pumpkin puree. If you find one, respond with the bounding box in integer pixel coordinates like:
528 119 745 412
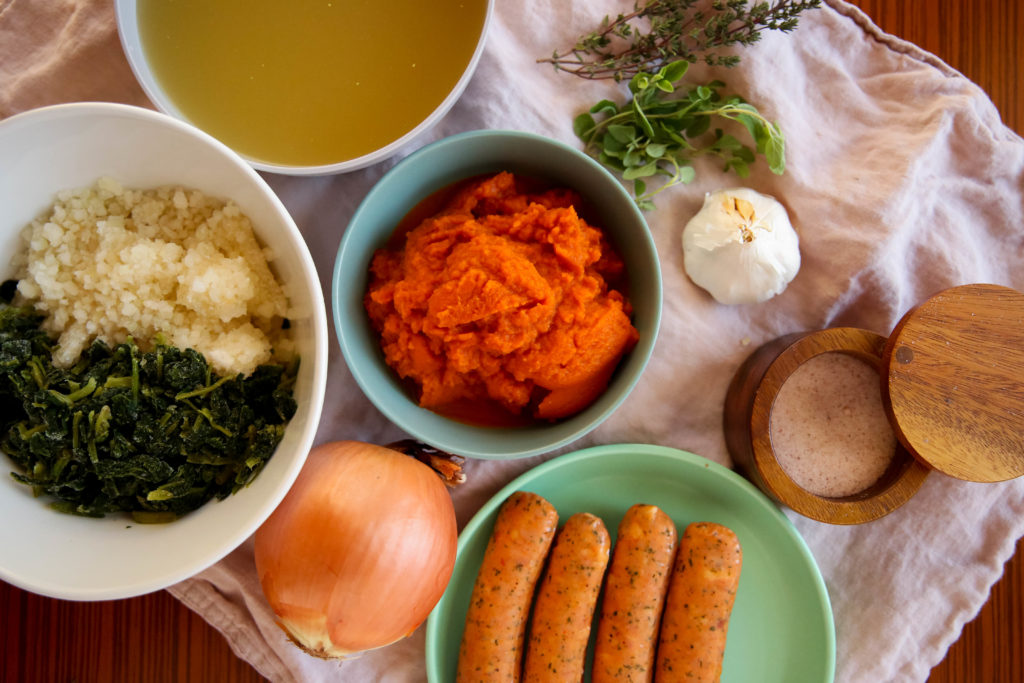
365 172 639 421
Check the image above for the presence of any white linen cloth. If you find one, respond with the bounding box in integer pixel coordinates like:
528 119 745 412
2 1 1022 681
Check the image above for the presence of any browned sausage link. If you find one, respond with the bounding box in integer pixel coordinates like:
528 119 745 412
523 512 611 682
593 504 678 683
457 491 559 683
655 522 742 683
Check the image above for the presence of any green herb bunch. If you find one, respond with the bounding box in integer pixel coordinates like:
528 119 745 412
0 300 298 522
542 0 821 81
574 61 784 210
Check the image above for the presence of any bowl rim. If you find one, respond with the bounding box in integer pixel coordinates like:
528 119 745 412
332 129 662 459
0 101 330 600
112 0 496 176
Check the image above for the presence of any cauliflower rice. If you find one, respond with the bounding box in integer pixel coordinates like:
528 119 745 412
14 177 293 377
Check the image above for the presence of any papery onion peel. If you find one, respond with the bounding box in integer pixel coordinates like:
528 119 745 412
254 440 461 659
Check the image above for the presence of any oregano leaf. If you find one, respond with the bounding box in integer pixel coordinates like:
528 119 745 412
623 161 659 180
589 99 619 116
608 124 637 143
646 143 668 158
573 113 596 139
661 60 690 83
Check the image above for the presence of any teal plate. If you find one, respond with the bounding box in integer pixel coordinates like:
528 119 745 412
425 443 836 682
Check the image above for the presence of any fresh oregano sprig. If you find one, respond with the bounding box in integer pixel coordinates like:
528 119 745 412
574 60 784 211
541 0 821 81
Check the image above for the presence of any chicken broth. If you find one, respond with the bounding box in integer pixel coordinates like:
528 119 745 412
137 0 488 166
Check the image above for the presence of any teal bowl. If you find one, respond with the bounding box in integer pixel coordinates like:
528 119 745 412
332 130 662 459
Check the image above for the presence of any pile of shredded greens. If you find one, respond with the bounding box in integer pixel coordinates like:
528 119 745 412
0 287 297 523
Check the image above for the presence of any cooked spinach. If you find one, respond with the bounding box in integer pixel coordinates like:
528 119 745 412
0 295 298 522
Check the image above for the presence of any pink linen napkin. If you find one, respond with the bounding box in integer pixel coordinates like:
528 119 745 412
2 1 1023 682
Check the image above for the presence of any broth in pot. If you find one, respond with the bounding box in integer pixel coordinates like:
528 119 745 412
137 0 489 167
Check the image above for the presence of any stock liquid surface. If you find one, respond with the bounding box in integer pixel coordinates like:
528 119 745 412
138 0 488 166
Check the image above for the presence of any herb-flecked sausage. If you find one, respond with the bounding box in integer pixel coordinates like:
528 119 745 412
593 504 678 682
523 512 611 682
655 522 742 683
457 491 559 683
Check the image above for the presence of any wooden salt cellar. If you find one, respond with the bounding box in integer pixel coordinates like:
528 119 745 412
724 284 1024 525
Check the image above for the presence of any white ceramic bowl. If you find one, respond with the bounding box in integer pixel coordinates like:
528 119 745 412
0 103 328 600
113 0 493 176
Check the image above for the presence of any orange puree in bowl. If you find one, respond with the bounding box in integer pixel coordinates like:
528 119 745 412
365 172 639 423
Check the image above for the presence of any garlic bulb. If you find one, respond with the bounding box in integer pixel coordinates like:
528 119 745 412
681 188 800 305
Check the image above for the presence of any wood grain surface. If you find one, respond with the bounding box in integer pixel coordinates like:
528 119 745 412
883 284 1024 482
1 1 1022 682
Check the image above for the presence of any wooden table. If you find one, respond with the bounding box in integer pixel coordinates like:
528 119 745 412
1 1 1021 681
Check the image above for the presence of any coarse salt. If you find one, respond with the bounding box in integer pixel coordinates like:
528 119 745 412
769 352 897 498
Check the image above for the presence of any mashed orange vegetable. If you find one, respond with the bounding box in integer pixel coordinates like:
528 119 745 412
365 172 639 422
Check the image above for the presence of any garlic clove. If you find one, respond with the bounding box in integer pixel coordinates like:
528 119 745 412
682 188 800 305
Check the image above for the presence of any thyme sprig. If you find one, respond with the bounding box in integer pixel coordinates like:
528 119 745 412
575 61 784 210
541 0 821 81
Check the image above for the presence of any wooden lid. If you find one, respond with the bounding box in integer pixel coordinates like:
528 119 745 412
881 284 1024 482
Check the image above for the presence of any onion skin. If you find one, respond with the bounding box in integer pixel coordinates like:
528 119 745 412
254 440 458 659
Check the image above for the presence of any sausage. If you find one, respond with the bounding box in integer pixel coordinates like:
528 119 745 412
655 522 742 683
523 512 611 682
457 491 559 683
592 504 678 682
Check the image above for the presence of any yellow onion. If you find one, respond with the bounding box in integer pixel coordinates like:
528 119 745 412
254 440 459 658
